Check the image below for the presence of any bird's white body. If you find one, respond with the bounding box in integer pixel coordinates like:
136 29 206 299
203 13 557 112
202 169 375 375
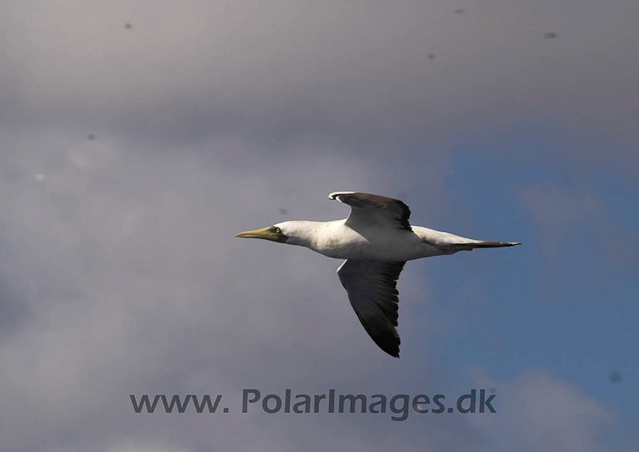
278 220 467 261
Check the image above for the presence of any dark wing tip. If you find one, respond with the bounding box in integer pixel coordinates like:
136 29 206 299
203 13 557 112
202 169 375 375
372 331 400 358
374 341 400 358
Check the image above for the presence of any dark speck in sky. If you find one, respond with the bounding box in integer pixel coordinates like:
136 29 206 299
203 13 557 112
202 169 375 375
278 208 288 215
544 32 557 39
87 134 96 140
454 8 465 14
125 23 133 30
609 371 621 383
427 54 436 60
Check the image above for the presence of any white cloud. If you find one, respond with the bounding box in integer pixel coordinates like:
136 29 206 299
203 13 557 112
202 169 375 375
471 368 615 452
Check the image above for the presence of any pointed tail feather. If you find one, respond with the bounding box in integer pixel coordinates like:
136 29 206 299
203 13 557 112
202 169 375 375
451 241 522 251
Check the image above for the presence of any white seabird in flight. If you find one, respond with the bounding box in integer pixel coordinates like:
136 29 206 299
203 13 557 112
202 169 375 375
236 192 521 358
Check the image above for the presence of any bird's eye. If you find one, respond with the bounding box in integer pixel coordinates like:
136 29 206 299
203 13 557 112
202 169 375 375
274 227 281 234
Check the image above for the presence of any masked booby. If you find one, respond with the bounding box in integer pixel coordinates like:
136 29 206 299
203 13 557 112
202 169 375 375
236 191 521 358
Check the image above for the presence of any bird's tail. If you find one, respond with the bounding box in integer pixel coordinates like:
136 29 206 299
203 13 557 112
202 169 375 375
415 227 522 252
448 240 522 251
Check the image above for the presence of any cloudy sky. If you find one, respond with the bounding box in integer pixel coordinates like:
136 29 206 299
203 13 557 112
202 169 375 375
1 1 638 450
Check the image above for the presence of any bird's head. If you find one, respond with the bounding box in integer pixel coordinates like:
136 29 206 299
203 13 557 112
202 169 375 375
235 221 319 247
235 223 289 243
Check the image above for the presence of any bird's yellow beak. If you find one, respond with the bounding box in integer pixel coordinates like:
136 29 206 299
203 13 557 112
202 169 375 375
235 226 288 243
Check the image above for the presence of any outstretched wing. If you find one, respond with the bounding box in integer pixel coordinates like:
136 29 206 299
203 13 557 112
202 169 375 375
337 259 406 358
329 191 412 230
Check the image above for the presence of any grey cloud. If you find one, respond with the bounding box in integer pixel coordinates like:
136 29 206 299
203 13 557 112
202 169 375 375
0 274 31 334
1 0 638 162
